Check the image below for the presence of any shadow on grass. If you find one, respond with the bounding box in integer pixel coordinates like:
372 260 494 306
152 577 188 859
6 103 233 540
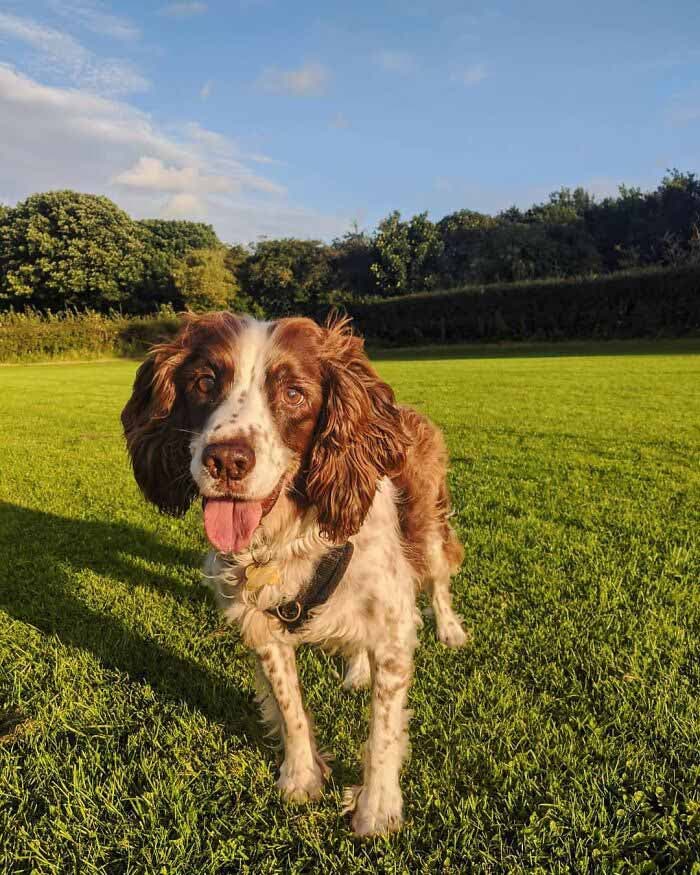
0 500 263 745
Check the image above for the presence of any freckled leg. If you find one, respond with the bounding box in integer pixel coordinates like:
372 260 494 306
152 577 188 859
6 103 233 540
428 572 470 648
343 649 371 690
348 645 413 836
254 642 330 802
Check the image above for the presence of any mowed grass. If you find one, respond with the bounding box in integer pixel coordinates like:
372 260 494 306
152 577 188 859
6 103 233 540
1 340 700 873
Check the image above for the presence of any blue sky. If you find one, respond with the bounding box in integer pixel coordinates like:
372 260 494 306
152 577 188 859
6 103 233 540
0 0 698 243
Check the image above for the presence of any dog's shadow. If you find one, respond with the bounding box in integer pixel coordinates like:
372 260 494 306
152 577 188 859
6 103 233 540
0 500 263 744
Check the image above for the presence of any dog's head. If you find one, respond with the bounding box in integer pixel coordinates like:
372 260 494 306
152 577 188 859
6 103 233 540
121 313 409 551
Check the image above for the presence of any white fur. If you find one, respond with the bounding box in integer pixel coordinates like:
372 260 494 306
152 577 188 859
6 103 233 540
189 318 468 836
190 318 294 500
206 480 439 835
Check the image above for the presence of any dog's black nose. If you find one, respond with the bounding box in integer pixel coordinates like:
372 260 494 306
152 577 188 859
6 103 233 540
203 440 256 483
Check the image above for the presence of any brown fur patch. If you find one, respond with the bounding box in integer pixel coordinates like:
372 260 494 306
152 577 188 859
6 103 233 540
392 407 464 578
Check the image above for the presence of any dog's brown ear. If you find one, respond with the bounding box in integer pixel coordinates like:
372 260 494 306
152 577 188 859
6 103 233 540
121 337 196 516
306 317 409 541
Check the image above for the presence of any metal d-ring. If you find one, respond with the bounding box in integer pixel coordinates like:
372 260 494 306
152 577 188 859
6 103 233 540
276 601 302 623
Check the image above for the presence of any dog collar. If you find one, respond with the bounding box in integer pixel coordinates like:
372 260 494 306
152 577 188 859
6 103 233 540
267 542 354 633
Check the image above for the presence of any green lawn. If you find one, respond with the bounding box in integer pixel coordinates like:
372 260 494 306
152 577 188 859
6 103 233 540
1 342 700 873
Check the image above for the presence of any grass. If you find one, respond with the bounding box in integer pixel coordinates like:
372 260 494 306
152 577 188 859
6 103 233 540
1 341 700 873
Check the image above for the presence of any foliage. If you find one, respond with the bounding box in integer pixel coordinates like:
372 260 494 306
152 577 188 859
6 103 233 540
171 247 238 312
138 219 221 258
344 266 700 345
329 226 379 299
0 308 179 362
1 172 700 319
239 237 333 316
0 191 147 311
371 211 443 295
1 345 700 870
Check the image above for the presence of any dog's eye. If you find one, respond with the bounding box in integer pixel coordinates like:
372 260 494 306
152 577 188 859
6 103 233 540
196 375 216 394
284 386 304 406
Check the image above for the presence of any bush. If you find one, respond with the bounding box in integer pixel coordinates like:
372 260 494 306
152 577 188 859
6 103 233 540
0 309 180 363
340 267 700 345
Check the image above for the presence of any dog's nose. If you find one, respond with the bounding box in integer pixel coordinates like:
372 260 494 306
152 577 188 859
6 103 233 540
203 440 256 482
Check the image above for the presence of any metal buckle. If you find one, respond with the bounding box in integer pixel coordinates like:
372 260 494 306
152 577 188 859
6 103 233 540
276 601 302 623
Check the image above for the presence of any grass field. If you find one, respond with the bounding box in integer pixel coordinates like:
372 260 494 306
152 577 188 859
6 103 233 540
1 341 700 873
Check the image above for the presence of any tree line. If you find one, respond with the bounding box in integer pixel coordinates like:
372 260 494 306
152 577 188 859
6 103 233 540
1 171 699 317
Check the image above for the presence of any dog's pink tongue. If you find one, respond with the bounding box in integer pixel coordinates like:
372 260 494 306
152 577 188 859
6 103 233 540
203 499 263 553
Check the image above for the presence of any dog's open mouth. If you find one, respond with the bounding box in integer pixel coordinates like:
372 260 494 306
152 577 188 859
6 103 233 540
202 478 285 554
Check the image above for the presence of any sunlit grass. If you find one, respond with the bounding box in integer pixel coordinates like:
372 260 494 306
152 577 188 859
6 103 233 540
1 340 700 872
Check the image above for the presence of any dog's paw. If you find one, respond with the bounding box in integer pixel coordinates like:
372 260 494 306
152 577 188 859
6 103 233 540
277 757 326 803
343 784 404 837
436 617 471 649
343 651 371 690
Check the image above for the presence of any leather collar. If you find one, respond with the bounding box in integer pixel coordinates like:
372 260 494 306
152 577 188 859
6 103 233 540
267 542 354 633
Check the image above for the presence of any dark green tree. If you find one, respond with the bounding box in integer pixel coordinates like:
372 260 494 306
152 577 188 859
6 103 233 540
138 219 221 258
239 238 332 316
371 211 443 296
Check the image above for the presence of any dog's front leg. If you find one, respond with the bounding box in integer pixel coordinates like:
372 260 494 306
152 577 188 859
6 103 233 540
254 642 329 802
350 644 413 836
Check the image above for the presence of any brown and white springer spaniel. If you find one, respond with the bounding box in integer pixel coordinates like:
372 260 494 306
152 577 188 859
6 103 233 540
121 312 468 836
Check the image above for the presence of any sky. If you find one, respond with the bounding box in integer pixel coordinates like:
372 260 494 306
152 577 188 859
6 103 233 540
0 0 698 244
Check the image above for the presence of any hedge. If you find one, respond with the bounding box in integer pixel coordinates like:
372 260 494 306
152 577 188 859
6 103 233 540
2 267 699 362
0 309 180 363
342 266 700 344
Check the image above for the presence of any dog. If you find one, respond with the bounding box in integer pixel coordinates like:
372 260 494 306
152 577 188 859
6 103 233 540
121 312 468 836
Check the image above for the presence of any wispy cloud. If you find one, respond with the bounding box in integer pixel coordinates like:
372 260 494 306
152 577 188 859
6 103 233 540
160 2 208 18
0 11 147 94
47 1 140 41
200 79 213 99
257 62 329 97
0 66 351 241
453 63 487 87
374 50 416 74
113 156 232 195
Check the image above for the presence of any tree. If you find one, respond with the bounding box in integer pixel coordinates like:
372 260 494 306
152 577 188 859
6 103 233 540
171 247 238 311
0 191 146 311
371 211 443 296
138 219 221 258
329 226 378 300
239 239 332 316
436 209 496 286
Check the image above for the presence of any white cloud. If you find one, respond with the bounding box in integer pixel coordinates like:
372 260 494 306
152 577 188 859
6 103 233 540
47 1 140 41
0 65 349 242
162 192 206 217
160 2 208 18
0 11 147 94
374 50 416 74
113 157 233 194
454 63 487 86
257 62 329 97
247 152 283 166
200 79 213 99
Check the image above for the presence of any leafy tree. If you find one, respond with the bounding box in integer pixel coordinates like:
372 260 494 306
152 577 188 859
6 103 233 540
239 238 332 316
0 191 146 311
436 210 496 286
131 220 226 313
171 247 238 311
371 211 443 296
138 219 221 258
329 226 378 300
